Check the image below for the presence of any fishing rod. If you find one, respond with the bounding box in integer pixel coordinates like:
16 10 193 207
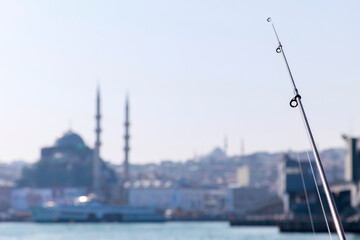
267 17 347 240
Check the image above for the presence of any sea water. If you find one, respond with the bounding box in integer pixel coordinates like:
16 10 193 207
0 222 358 240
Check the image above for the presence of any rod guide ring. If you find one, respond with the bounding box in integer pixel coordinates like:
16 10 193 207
290 94 301 108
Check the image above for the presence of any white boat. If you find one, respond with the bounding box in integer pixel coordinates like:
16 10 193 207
30 196 166 222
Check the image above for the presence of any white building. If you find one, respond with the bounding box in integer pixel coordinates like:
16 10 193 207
11 188 86 211
127 180 225 212
11 188 52 211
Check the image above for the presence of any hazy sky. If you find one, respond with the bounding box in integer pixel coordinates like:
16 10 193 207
0 0 359 164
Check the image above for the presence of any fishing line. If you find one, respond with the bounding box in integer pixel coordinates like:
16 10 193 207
304 140 333 239
288 113 317 237
295 152 317 237
288 112 317 238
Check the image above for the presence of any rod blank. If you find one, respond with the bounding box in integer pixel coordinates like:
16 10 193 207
268 17 346 240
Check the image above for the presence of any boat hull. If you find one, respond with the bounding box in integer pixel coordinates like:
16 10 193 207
31 205 166 223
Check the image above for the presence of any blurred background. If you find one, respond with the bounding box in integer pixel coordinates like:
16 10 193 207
0 0 359 239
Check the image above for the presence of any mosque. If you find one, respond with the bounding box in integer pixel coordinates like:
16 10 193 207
17 88 129 203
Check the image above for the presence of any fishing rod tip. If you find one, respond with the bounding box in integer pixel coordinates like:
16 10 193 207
267 17 272 22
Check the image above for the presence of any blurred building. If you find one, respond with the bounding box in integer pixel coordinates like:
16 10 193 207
17 88 118 202
11 188 52 211
126 180 225 213
278 155 318 215
10 187 86 211
279 152 355 219
339 136 360 208
0 180 15 212
226 184 279 215
236 166 250 187
17 130 117 192
344 136 360 183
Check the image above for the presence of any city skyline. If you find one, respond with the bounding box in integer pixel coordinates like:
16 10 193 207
0 1 359 164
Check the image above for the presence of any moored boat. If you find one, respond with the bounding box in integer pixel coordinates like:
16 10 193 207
31 196 166 223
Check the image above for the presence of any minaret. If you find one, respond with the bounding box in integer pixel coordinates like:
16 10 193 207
123 96 130 181
93 87 101 197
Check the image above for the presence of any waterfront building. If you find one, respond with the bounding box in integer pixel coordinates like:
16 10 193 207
11 188 52 211
126 180 226 213
278 155 319 215
343 136 360 183
226 184 279 215
17 129 117 191
11 188 86 211
0 181 15 212
17 89 117 201
278 154 353 218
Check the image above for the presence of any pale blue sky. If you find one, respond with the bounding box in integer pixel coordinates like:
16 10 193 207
0 0 359 164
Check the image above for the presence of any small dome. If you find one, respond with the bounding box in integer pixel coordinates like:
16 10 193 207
55 130 85 148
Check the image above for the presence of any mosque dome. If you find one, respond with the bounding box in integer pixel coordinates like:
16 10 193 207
55 130 85 148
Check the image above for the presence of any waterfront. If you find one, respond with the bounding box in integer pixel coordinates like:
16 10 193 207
0 222 357 240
